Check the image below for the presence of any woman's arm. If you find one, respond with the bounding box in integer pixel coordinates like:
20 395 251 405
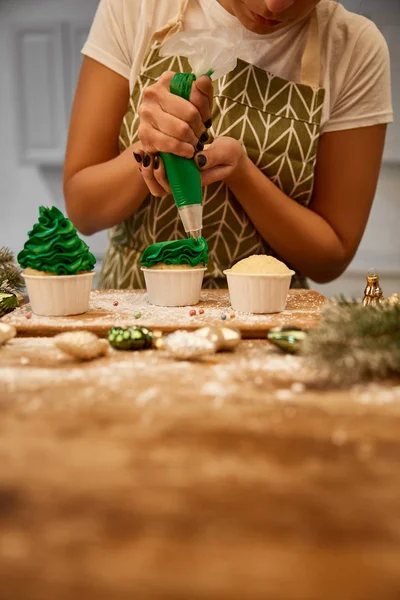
189 125 386 283
226 125 386 283
64 57 213 236
64 57 149 236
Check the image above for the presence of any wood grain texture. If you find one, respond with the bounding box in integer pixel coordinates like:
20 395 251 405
1 289 326 339
0 337 400 600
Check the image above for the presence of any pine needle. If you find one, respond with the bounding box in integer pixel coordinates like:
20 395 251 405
301 300 400 386
0 247 14 264
0 247 25 292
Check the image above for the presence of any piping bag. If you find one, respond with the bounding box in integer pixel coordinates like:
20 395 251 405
159 29 241 238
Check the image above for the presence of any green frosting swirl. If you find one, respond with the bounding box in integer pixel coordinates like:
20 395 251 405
140 238 208 268
17 206 96 275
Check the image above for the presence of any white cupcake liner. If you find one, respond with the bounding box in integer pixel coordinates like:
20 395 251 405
223 270 295 314
23 272 95 316
141 267 206 307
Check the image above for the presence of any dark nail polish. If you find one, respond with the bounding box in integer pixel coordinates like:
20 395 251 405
143 153 151 168
200 131 209 143
133 152 142 163
153 155 160 170
204 118 212 129
197 154 207 168
196 140 204 152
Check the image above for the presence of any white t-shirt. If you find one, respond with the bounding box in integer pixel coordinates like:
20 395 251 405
82 0 393 133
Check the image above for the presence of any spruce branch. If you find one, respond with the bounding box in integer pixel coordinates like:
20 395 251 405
0 247 25 292
302 301 400 386
0 247 14 264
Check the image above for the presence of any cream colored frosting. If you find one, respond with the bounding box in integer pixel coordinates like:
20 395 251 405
228 255 291 275
24 268 55 276
24 268 91 276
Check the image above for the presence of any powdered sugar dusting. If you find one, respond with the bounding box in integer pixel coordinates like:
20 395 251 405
2 289 326 338
1 338 400 415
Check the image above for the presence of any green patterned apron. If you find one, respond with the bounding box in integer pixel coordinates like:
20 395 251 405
99 2 325 289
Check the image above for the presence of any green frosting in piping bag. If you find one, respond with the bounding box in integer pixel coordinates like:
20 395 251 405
159 73 203 211
17 206 96 275
140 238 208 268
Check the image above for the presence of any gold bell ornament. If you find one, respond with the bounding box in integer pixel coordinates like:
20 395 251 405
363 269 384 307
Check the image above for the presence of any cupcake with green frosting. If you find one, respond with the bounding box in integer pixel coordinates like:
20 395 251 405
140 238 208 307
18 206 96 316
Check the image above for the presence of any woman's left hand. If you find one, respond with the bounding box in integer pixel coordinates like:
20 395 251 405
194 137 246 186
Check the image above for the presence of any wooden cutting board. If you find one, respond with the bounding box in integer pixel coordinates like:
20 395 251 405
2 289 326 339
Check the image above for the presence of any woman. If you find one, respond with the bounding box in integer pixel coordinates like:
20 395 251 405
64 0 393 289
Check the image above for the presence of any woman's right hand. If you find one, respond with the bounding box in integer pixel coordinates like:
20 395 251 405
137 72 213 159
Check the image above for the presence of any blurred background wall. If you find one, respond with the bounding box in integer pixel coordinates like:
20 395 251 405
0 0 399 297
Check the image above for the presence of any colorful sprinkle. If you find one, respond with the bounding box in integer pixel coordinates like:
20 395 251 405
113 301 119 306
25 312 32 320
199 308 204 315
221 313 227 321
189 309 196 317
134 312 142 319
230 312 235 319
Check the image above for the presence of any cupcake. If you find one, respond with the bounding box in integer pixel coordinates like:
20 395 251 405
140 238 208 307
224 255 295 314
18 206 96 316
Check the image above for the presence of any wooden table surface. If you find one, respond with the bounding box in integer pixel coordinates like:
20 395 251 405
1 332 400 599
2 289 326 338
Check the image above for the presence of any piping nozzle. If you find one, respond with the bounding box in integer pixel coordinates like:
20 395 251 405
178 204 203 239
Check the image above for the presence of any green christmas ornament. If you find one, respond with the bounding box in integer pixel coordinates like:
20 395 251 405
267 326 308 354
107 326 154 351
0 291 19 318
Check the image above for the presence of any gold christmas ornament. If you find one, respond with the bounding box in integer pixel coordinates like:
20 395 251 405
195 326 241 351
54 331 109 361
363 269 384 307
0 323 17 346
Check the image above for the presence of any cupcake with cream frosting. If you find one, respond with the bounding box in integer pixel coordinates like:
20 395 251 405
140 238 208 306
18 206 96 316
224 255 295 314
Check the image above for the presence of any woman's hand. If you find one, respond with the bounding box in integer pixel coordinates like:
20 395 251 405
194 137 247 186
137 72 213 159
135 137 247 197
133 148 172 197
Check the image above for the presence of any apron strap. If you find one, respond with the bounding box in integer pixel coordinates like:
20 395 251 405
300 9 321 89
151 0 189 45
151 2 321 88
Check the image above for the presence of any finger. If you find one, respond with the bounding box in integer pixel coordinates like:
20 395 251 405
138 123 195 159
159 93 207 141
153 155 171 194
157 70 176 87
190 75 213 124
133 148 144 172
141 153 169 197
194 138 236 171
152 105 200 149
142 73 209 145
200 166 232 187
143 80 206 140
194 144 224 171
